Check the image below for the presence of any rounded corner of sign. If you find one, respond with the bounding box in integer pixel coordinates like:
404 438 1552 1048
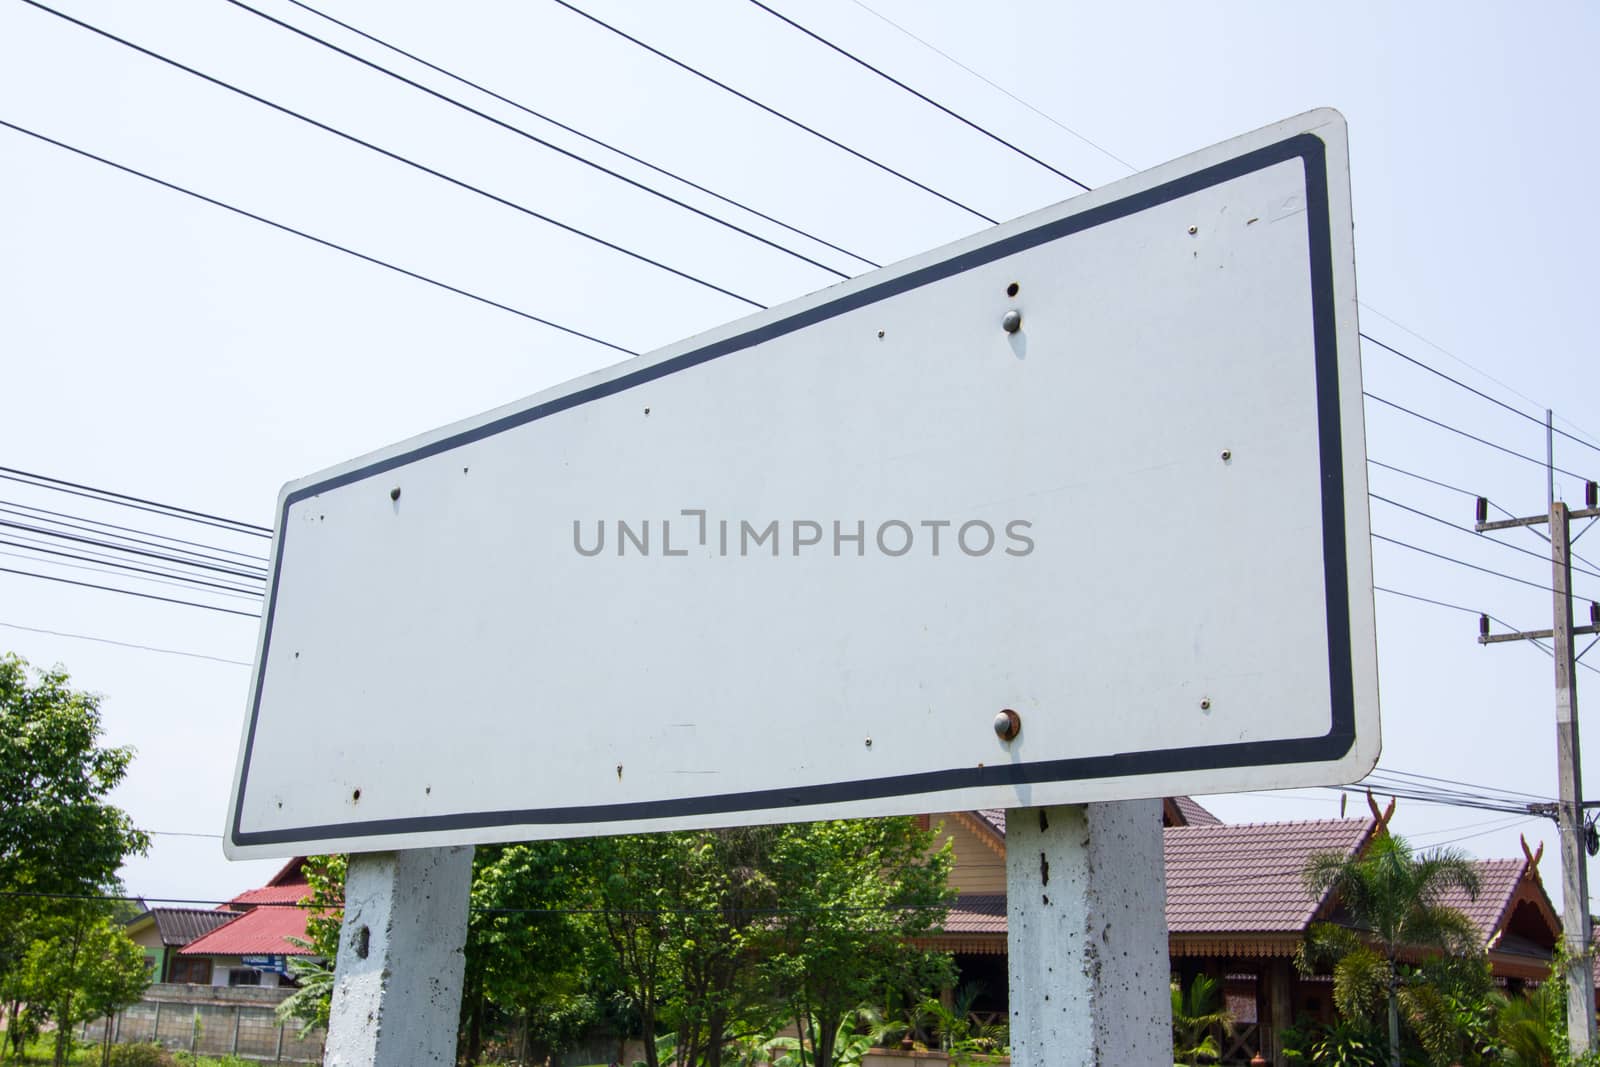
1329 728 1380 785
1303 106 1349 132
220 833 249 862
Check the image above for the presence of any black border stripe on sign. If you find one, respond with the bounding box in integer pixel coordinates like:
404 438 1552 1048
233 131 1350 847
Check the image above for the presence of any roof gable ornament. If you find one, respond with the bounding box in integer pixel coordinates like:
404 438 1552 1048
1520 834 1545 869
1366 789 1397 837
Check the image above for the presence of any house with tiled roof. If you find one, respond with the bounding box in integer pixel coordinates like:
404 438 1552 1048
173 857 322 988
126 907 243 984
920 800 1563 1067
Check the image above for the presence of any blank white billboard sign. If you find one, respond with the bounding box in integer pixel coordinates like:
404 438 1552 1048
226 109 1377 858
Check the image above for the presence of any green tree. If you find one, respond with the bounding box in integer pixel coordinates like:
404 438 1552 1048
14 906 149 1067
1170 973 1233 1065
470 841 596 1065
1297 831 1481 1067
763 818 954 1067
581 833 688 1067
0 653 149 1056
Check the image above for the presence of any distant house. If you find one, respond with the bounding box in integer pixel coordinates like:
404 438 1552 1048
173 857 321 988
919 800 1562 1067
125 908 241 984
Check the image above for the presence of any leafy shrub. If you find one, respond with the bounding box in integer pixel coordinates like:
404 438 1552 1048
109 1043 177 1067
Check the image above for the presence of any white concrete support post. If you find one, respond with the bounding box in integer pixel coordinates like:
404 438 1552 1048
1005 800 1172 1067
325 846 475 1067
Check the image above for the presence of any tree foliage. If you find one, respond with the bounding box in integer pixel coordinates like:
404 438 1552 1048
1298 831 1482 1067
1170 973 1233 1066
762 818 955 1067
13 906 149 1067
0 653 149 1063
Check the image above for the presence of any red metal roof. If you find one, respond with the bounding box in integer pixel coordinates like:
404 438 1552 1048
229 883 314 907
178 903 319 957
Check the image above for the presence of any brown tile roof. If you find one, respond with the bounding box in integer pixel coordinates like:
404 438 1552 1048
974 809 1005 837
142 908 242 947
1439 859 1525 945
1165 819 1371 934
1173 797 1223 827
944 893 1007 935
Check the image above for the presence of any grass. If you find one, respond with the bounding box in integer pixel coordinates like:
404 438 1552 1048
3 1035 285 1066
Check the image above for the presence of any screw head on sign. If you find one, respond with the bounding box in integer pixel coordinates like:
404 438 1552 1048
993 709 1021 741
1002 310 1022 334
1200 697 1212 711
1220 449 1232 462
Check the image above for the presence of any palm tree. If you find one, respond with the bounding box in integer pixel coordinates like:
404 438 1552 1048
1170 973 1234 1065
1296 829 1480 1067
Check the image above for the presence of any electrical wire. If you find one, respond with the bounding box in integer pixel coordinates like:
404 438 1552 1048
1375 767 1552 802
18 0 765 311
1361 332 1554 438
547 0 996 225
222 0 855 280
279 0 881 270
841 0 1137 171
0 536 265 599
0 118 638 357
1372 584 1600 678
1359 302 1600 454
1367 461 1600 573
0 563 260 618
0 465 267 535
0 517 267 582
1372 533 1553 593
743 0 1089 192
1369 492 1600 582
0 620 251 667
0 498 270 566
0 548 262 604
1363 392 1593 483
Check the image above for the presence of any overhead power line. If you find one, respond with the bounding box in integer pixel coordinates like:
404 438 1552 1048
0 119 638 357
276 0 880 269
841 0 1137 171
1369 492 1600 582
743 0 1089 192
0 620 251 667
0 536 263 598
0 563 260 618
547 0 996 225
0 498 270 564
0 517 265 582
1362 332 1554 437
221 0 857 280
1363 392 1594 483
0 465 268 535
1360 302 1600 453
1371 533 1559 594
18 0 764 311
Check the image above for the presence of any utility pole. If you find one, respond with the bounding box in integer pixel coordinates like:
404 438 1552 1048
1477 418 1600 1056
